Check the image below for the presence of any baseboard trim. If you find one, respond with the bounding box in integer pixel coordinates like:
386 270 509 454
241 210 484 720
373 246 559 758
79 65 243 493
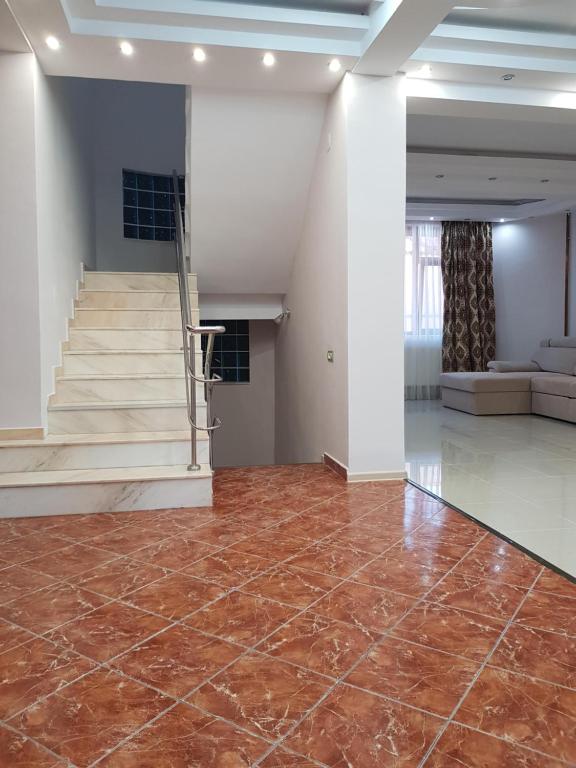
0 428 45 441
323 453 407 483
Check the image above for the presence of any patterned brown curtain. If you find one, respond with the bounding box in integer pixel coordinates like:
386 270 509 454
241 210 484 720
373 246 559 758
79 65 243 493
441 221 496 372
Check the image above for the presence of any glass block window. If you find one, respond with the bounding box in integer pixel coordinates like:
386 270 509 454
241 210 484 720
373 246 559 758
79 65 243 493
200 320 250 383
122 169 185 242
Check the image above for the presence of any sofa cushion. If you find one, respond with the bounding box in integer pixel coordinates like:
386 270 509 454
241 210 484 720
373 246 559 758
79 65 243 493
531 346 576 375
440 372 536 393
531 376 576 398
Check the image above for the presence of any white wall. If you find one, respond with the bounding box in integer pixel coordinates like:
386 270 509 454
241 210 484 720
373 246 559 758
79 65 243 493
275 81 349 467
34 69 95 411
188 89 326 294
211 321 276 468
0 53 42 429
88 80 185 272
493 214 566 360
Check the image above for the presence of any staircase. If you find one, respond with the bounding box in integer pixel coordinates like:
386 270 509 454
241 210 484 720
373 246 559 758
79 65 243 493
0 271 213 517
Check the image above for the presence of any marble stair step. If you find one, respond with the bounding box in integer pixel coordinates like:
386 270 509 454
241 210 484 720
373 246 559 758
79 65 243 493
62 351 202 376
66 329 188 350
77 290 199 309
0 431 208 472
50 375 206 404
0 465 212 516
83 271 197 292
71 308 199 329
48 400 206 434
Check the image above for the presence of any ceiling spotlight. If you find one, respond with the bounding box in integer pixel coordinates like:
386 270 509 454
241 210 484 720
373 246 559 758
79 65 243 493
489 176 498 181
499 218 505 223
501 73 515 81
193 47 206 63
429 216 435 221
435 174 445 179
329 58 341 73
120 41 134 56
262 52 276 67
46 35 61 51
408 63 432 78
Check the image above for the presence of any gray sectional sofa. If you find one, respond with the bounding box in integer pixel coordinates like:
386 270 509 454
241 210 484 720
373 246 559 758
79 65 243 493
440 337 576 420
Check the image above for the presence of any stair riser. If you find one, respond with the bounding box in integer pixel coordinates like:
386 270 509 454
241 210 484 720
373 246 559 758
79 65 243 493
84 274 197 292
62 353 202 376
77 291 198 309
67 330 186 350
48 406 206 434
71 309 199 330
51 379 207 404
0 476 212 517
0 440 208 473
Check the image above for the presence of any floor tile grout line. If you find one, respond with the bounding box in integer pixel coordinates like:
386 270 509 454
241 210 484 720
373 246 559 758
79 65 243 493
0 713 80 768
418 565 547 767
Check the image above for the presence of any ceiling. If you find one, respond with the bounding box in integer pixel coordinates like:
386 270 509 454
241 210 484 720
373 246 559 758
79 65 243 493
5 0 576 219
0 0 29 51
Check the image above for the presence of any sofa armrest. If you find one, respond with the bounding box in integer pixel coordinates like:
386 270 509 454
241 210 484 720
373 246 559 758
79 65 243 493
487 361 541 373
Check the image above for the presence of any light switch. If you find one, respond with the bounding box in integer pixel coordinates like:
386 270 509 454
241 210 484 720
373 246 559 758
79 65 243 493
327 350 334 363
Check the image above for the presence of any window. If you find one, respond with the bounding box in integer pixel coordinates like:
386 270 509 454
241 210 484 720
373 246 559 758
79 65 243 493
122 169 185 242
200 320 250 383
404 222 443 335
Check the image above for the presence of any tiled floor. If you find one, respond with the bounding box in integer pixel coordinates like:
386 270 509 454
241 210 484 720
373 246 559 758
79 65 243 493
0 464 575 767
406 400 576 577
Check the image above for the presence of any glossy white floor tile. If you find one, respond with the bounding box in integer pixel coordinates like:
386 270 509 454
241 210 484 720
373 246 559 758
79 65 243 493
405 400 576 576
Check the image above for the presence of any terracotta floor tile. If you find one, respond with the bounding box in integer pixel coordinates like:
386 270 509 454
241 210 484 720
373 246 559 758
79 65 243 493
286 683 442 767
25 543 117 580
260 611 376 678
0 619 35 655
384 535 470 570
312 581 415 634
85 524 174 555
271 514 345 541
231 531 311 562
0 725 66 767
0 583 107 634
323 528 402 555
427 572 527 621
419 509 486 540
228 504 295 527
454 541 542 588
184 549 273 588
353 556 446 598
533 569 576 600
310 496 385 522
346 636 479 717
188 653 330 740
70 556 169 599
97 702 269 767
391 602 505 662
344 511 420 539
0 637 95 719
244 566 341 609
50 513 132 541
427 723 565 767
189 519 259 547
132 535 220 570
260 750 320 767
13 667 171 768
456 667 576 763
123 572 223 620
155 506 229 529
0 533 69 565
514 590 576 636
185 591 297 646
288 541 375 578
491 623 576 688
0 566 56 605
112 624 241 697
47 601 169 662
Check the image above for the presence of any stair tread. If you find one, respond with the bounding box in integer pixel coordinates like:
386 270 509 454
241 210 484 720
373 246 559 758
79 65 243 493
85 271 196 276
0 430 208 449
64 350 194 355
56 374 188 381
0 464 211 488
48 399 200 411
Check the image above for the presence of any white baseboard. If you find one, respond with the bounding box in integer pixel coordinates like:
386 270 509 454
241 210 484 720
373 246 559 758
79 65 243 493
323 453 407 483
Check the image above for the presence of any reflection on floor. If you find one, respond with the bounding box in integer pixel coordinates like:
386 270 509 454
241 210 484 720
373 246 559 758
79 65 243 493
0 464 574 766
406 400 576 577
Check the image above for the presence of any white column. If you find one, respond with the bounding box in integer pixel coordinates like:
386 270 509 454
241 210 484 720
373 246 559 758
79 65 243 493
345 73 406 479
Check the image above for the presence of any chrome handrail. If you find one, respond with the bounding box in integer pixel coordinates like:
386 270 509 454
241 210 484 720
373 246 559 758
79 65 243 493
172 170 225 471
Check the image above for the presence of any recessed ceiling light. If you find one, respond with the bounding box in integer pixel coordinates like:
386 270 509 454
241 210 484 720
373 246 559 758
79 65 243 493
119 41 133 56
193 47 206 63
429 216 435 221
328 58 341 73
46 35 60 51
408 64 432 79
541 178 550 183
435 174 445 179
501 73 515 81
262 52 276 67
499 218 505 223
489 176 498 181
